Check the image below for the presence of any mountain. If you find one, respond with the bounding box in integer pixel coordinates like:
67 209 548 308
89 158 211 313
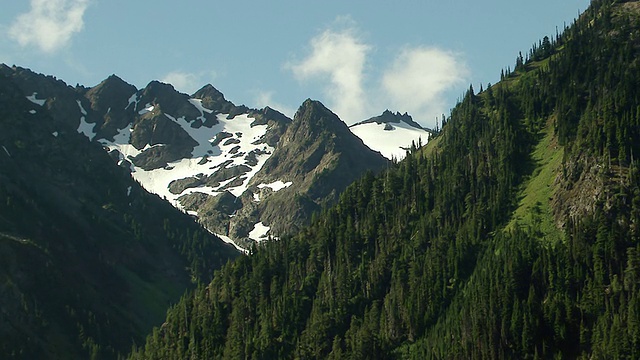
240 99 390 241
349 110 433 160
0 67 389 250
0 70 238 358
128 1 640 358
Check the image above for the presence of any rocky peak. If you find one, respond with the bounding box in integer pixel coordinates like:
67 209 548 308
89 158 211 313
192 84 238 114
86 75 137 108
352 109 427 131
285 99 352 143
0 65 76 104
82 75 137 141
247 106 292 147
85 75 136 113
257 106 291 125
243 98 388 238
136 80 201 119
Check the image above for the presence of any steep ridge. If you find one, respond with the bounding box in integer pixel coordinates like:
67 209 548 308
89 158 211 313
179 99 390 249
0 72 238 358
243 100 389 241
84 74 138 140
128 1 640 358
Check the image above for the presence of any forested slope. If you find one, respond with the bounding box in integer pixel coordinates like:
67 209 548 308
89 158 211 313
130 0 640 358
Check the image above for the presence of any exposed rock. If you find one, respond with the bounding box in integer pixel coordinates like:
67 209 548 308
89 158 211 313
352 109 429 131
132 144 195 171
84 74 138 140
240 99 389 236
249 106 291 147
137 80 201 119
192 84 236 114
1 66 390 250
211 132 233 146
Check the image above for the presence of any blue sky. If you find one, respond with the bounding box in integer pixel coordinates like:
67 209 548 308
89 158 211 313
0 0 590 127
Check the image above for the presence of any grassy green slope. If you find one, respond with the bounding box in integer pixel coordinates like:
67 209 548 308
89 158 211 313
506 117 564 244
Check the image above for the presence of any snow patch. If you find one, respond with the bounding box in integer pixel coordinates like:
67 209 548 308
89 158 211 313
26 93 45 106
253 192 260 202
2 146 10 157
76 100 87 115
257 180 293 192
120 112 273 205
215 233 249 254
77 116 96 140
249 222 270 242
126 186 132 197
138 103 154 115
126 93 138 109
52 131 59 137
95 109 277 246
29 110 36 114
189 98 214 114
350 121 429 160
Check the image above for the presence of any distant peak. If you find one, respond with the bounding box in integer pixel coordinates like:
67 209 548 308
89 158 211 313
106 74 124 82
300 98 316 109
288 99 354 140
145 80 176 92
94 74 136 90
351 110 426 130
299 98 334 114
260 106 291 122
86 74 137 106
193 84 225 100
295 99 338 122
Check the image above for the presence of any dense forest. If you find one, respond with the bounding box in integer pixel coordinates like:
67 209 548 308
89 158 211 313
128 0 640 358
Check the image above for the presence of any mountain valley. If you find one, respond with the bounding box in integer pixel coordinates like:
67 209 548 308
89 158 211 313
2 0 640 358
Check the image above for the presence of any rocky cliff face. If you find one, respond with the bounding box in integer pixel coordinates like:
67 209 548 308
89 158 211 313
174 99 391 248
183 99 391 247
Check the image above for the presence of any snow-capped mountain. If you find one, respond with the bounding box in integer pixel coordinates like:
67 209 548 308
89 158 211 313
350 110 433 160
1 65 389 249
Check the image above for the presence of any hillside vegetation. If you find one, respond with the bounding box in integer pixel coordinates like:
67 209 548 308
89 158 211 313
129 0 640 358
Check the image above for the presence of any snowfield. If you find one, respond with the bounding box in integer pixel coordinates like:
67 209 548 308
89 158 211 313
70 90 429 250
249 222 270 242
350 120 430 160
26 92 46 106
257 180 293 192
90 97 275 213
215 233 250 254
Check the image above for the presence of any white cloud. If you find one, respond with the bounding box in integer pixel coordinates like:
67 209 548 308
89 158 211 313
0 54 10 66
289 21 371 124
254 91 296 119
288 18 469 127
382 47 469 125
160 70 217 95
8 0 90 54
161 71 201 95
